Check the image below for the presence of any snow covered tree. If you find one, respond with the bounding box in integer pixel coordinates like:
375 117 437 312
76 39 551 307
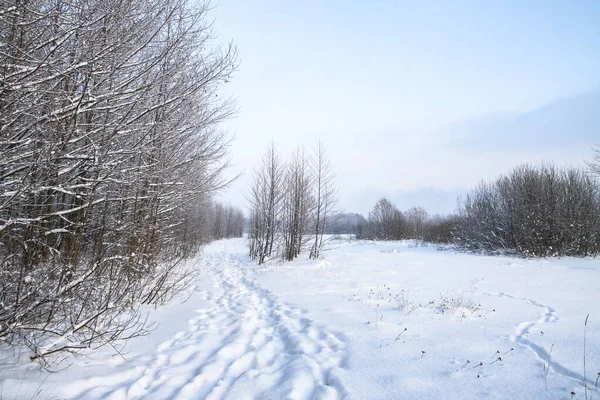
248 141 284 264
454 164 600 257
309 141 337 259
248 141 338 263
282 148 313 261
0 0 236 364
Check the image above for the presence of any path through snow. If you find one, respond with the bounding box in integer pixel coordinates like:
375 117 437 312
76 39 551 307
62 242 349 400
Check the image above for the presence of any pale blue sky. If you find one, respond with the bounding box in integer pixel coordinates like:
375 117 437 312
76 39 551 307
213 0 600 215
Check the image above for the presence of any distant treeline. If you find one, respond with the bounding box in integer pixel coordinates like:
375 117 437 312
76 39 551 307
339 159 600 258
326 205 455 245
210 202 245 240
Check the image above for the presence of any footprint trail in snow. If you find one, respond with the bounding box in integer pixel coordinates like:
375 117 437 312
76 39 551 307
64 242 349 400
483 292 592 386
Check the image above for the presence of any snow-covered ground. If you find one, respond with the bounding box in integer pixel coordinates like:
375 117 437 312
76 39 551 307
1 237 599 399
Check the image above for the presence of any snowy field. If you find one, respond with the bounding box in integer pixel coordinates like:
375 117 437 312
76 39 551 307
1 237 599 400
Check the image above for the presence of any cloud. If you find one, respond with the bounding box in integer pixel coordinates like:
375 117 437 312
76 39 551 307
435 90 600 150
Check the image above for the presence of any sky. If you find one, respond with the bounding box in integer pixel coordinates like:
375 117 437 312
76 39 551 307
211 0 600 216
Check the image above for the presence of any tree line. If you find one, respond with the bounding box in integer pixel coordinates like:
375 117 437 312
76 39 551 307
248 141 337 264
344 199 454 244
0 0 236 365
351 152 600 258
210 202 245 240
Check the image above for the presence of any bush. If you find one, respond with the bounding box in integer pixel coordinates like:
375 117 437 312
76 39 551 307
454 164 600 257
423 215 459 244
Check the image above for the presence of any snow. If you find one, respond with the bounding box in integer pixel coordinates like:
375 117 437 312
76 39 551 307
1 238 599 399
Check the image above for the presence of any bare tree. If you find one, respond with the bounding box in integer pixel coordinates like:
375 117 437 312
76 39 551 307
455 164 600 257
405 206 429 240
0 0 237 365
248 141 284 264
210 201 244 239
248 141 338 262
367 198 405 240
588 144 600 177
282 147 313 261
309 141 338 259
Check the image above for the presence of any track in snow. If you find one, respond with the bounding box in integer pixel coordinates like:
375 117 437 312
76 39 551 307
63 242 349 400
483 292 593 387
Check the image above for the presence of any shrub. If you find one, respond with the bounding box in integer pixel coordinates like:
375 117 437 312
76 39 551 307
454 164 600 257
